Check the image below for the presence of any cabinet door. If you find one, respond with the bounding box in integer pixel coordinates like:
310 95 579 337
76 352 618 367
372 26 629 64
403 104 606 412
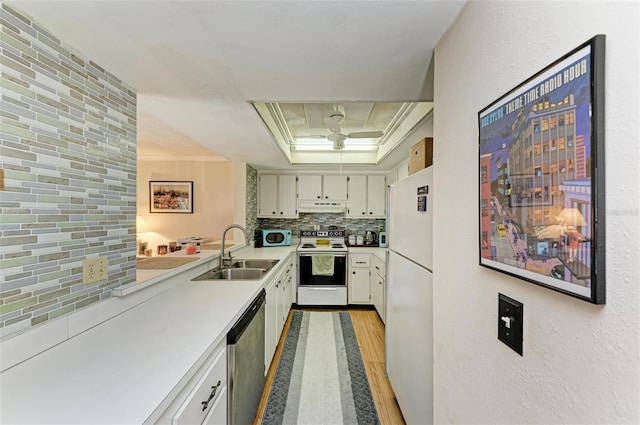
282 256 294 320
275 276 285 342
265 280 278 372
284 273 293 319
323 175 348 200
349 268 370 304
298 175 322 200
370 261 385 323
258 174 278 217
347 175 367 218
367 175 387 217
278 174 298 217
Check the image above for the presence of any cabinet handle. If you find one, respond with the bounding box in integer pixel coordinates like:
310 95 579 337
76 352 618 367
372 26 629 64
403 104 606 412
317 196 321 199
201 380 222 411
369 212 372 214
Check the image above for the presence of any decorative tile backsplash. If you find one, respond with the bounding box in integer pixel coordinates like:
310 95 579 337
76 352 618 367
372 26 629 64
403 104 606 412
259 213 385 238
246 165 258 240
0 4 137 337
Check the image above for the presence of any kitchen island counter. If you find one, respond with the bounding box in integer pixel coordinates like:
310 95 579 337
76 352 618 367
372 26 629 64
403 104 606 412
0 245 296 424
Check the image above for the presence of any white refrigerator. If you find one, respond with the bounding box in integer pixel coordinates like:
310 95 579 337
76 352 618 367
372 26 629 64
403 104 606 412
386 166 434 424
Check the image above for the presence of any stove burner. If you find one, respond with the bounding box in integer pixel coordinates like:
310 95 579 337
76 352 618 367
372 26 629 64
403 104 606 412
332 244 344 249
301 243 315 248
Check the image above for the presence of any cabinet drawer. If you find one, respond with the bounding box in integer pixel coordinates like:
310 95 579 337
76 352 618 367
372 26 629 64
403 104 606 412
172 346 227 425
350 254 370 268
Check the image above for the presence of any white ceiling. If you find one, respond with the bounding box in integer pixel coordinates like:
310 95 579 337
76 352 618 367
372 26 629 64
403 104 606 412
7 0 465 170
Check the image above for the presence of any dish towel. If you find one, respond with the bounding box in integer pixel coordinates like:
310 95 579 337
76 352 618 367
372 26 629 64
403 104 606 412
312 254 335 276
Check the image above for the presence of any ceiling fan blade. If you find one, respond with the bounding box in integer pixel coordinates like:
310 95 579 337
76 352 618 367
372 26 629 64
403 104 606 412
324 117 342 133
346 130 384 139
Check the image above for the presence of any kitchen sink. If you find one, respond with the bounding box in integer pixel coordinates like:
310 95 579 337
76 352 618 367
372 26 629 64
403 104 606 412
191 258 279 281
192 267 268 281
230 259 279 270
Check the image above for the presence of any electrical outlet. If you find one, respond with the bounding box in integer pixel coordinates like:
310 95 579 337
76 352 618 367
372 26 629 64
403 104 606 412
83 257 108 284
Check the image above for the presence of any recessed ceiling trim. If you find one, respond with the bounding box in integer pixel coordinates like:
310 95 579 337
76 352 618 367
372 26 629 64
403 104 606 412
376 104 434 165
250 102 292 164
251 100 432 165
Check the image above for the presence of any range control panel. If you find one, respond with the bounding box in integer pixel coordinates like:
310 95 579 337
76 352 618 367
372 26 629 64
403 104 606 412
300 230 345 237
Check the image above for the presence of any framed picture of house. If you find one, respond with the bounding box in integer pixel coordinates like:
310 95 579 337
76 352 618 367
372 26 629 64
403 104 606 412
150 181 194 213
478 35 605 304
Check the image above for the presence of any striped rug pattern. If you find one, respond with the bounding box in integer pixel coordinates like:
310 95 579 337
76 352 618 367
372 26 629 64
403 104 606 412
262 311 379 425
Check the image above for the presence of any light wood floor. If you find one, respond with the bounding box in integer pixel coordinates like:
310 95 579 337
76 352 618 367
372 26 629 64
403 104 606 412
254 307 406 425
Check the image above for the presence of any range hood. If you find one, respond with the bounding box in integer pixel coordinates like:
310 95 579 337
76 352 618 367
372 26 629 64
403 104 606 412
298 200 347 213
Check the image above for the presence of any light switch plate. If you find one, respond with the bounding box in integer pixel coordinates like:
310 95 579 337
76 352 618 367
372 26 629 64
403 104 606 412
498 293 523 355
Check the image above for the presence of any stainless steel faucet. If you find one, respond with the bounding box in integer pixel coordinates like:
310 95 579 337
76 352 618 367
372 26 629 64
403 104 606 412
220 224 249 268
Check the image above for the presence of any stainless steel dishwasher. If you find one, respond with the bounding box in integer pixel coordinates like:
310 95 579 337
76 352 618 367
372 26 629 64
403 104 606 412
227 288 266 425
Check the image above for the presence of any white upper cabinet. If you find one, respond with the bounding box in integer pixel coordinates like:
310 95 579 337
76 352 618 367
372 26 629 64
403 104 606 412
278 175 298 217
367 174 387 217
323 175 348 200
298 175 347 201
297 175 322 200
347 175 386 218
347 175 367 217
258 174 278 217
258 174 298 218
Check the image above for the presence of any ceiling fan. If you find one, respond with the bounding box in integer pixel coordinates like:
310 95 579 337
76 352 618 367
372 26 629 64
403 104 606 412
324 107 384 150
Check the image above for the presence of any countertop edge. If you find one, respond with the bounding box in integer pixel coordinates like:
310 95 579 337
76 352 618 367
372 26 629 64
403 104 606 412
0 246 297 424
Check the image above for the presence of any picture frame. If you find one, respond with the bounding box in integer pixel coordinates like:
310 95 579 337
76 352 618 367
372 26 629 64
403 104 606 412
150 181 194 214
478 35 605 304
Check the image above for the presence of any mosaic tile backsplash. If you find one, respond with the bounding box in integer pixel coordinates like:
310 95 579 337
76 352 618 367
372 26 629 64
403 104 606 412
259 213 385 239
246 165 258 241
0 4 137 337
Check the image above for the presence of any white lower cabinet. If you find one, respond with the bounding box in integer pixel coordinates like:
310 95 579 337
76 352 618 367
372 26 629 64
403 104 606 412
264 276 278 373
157 341 227 425
349 254 371 304
265 253 296 374
370 254 386 323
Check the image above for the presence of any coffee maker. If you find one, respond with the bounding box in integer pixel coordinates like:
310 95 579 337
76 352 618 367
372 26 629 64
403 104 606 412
365 230 378 245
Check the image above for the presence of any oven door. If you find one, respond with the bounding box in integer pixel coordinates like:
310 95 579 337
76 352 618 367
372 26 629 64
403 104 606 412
297 252 347 286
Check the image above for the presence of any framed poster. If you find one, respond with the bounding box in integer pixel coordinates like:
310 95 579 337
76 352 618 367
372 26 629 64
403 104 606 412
478 35 605 304
150 181 194 213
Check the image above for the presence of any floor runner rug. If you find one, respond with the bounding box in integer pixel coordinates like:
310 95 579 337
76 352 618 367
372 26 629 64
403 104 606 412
261 311 379 425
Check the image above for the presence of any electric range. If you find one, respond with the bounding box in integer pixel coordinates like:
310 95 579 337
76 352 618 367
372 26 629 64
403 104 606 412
297 229 348 252
296 229 348 306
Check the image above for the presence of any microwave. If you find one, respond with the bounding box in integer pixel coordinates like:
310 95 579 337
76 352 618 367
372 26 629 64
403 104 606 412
260 229 292 247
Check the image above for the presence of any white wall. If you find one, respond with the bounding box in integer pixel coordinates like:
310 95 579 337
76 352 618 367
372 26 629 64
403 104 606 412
432 1 639 424
137 160 237 251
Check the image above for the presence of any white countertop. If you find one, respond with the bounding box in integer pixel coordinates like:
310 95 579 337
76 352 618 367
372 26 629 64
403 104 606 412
0 245 295 424
0 244 385 424
347 246 388 261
